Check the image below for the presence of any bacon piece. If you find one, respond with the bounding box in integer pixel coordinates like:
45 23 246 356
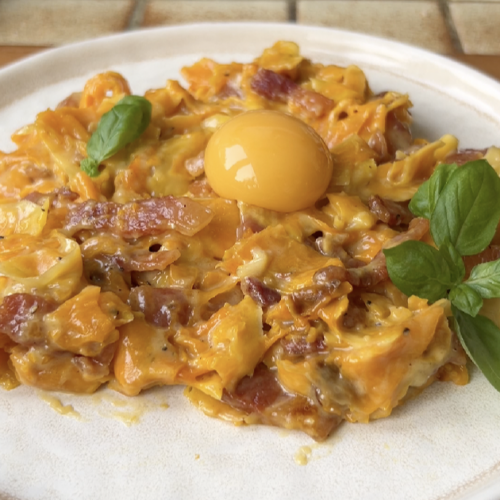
290 87 335 120
72 342 116 381
23 188 79 207
281 334 327 356
463 245 500 278
223 363 341 441
0 294 57 345
368 195 414 227
223 363 282 413
445 148 487 166
368 130 388 160
385 110 412 155
115 248 181 273
347 252 389 288
292 284 339 314
241 277 281 307
313 265 347 285
83 254 130 302
251 69 333 119
64 196 213 238
313 257 388 289
314 238 366 268
128 286 190 328
384 217 429 248
251 68 297 101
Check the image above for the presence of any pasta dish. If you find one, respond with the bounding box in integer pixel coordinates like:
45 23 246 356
1 41 499 441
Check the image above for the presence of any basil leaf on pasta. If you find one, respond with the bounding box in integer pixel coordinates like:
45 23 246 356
430 160 500 256
383 240 455 302
453 306 500 392
409 163 458 220
449 284 483 317
81 95 152 178
465 259 500 299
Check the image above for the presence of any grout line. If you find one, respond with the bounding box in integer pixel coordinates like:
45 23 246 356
438 0 464 54
126 0 148 31
288 1 297 23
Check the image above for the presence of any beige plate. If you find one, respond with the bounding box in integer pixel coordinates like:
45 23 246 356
1 23 500 500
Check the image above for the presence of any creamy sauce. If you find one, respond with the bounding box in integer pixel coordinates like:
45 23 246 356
293 441 336 466
91 391 169 426
38 392 81 419
294 446 312 466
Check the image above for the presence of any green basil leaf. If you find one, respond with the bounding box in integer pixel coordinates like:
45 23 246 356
383 240 454 302
81 95 152 177
465 259 500 299
80 157 100 178
453 305 500 392
449 284 483 317
409 163 458 219
430 160 500 256
438 239 465 285
118 95 152 135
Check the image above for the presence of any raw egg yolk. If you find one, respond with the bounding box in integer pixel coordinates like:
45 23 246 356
204 110 333 212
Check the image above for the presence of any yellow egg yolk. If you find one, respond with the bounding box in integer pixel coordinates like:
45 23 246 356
204 110 333 212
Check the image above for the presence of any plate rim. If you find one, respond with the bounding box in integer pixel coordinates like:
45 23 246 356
1 22 500 111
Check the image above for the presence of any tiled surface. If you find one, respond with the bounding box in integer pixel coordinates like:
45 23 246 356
0 0 135 46
297 1 454 54
450 2 500 54
0 0 499 56
142 0 289 27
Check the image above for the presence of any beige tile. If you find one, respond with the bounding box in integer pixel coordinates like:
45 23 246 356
142 0 289 26
297 0 454 54
450 3 500 54
0 0 135 46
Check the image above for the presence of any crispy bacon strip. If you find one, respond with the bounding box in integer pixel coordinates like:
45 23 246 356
251 69 334 119
292 284 340 314
128 286 190 328
281 334 327 356
0 294 57 345
223 363 283 413
23 187 79 207
445 148 487 166
241 277 281 307
251 68 297 101
223 363 341 441
83 254 130 302
115 248 181 273
368 195 413 227
383 217 429 249
385 110 412 155
64 196 213 238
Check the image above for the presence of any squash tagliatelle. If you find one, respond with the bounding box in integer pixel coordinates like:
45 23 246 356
2 41 498 440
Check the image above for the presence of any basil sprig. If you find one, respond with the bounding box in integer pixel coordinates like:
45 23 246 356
80 95 152 177
384 159 500 391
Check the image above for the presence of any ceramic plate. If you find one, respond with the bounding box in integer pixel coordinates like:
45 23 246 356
1 23 500 500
